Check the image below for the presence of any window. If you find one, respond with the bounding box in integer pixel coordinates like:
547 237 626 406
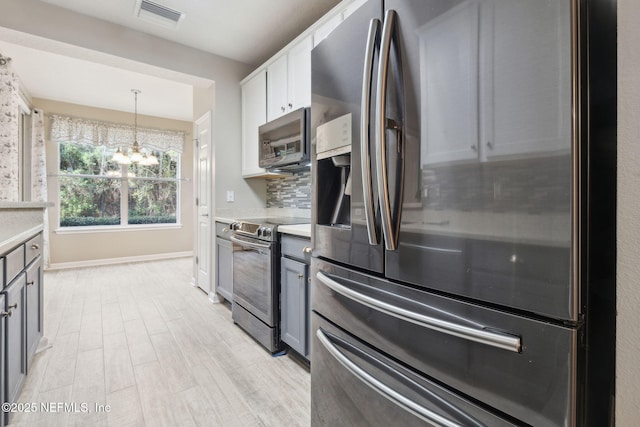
58 142 180 228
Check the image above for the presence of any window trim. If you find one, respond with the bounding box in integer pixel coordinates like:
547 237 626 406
56 141 182 230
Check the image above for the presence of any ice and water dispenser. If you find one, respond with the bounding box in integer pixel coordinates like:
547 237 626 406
316 113 352 227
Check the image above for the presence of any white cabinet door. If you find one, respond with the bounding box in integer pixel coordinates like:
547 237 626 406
268 36 312 121
419 1 480 165
242 70 268 176
480 0 571 159
287 36 313 112
267 55 288 121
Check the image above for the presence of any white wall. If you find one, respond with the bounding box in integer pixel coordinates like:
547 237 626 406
617 0 640 423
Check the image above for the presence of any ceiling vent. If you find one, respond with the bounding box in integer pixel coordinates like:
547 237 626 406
135 0 185 29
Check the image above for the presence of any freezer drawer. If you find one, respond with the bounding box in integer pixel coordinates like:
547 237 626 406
311 313 515 427
311 258 579 426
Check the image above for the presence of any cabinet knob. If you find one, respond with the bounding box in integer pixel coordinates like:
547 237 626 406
288 103 293 108
486 141 493 149
1 311 11 318
27 281 35 287
281 106 285 112
302 247 312 254
222 228 228 233
8 303 17 310
470 144 477 151
298 273 304 279
31 243 40 250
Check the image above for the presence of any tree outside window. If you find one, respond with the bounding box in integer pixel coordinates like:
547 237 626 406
59 141 179 227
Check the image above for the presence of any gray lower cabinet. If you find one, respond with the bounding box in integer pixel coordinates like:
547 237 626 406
215 222 233 301
1 231 43 426
0 293 4 427
25 259 42 366
280 235 311 360
3 274 26 418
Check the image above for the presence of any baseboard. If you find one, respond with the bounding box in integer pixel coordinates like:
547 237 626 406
46 251 193 270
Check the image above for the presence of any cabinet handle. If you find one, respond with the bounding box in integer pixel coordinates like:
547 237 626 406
31 243 40 250
486 141 493 149
298 273 304 279
27 281 35 286
302 247 312 254
8 303 17 310
288 103 293 108
1 311 11 318
281 106 285 112
470 144 477 151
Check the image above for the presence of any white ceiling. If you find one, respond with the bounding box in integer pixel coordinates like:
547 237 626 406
0 0 342 121
0 40 195 121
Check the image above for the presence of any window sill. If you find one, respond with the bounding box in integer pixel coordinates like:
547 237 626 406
55 224 183 235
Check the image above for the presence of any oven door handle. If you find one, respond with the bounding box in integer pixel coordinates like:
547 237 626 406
316 272 522 353
230 235 272 250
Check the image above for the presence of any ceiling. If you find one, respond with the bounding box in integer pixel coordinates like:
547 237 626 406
0 0 342 121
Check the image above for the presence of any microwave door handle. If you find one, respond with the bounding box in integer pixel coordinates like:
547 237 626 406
361 18 381 245
376 9 403 251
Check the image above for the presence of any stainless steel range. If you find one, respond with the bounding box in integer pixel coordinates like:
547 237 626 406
229 217 310 353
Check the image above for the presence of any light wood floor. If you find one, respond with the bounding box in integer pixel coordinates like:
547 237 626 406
8 258 311 426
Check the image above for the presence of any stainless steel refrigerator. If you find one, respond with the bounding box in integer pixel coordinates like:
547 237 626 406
310 0 616 425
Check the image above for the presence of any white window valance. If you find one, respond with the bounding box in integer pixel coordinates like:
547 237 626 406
49 114 185 154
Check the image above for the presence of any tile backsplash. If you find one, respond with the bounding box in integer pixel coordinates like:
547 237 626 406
421 155 571 214
266 170 311 209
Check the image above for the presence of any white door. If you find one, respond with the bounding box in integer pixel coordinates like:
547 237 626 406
195 112 212 295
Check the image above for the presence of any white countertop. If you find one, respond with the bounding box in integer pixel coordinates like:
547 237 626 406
278 224 311 238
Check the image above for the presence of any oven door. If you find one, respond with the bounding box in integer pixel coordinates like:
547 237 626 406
230 234 274 326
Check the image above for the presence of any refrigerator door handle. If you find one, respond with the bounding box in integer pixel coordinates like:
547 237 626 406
317 271 522 353
376 9 405 251
361 18 381 245
317 329 464 427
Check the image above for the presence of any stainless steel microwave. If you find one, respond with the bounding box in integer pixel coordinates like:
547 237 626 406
258 107 310 170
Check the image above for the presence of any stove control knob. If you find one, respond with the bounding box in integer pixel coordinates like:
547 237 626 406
262 228 272 238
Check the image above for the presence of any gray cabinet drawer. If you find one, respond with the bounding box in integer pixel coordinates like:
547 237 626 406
5 245 25 287
25 234 43 266
216 222 232 238
281 235 311 262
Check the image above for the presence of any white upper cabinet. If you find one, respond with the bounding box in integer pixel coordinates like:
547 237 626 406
421 0 571 166
313 13 342 48
242 70 268 177
287 36 312 112
342 0 368 20
480 0 571 160
420 2 480 166
267 36 313 121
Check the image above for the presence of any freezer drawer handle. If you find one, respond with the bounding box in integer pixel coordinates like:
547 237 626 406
316 272 521 353
316 329 464 427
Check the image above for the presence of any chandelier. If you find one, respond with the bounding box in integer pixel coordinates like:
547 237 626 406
111 89 159 166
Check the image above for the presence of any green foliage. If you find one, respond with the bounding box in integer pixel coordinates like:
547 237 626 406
59 143 179 227
128 215 177 225
60 217 121 227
